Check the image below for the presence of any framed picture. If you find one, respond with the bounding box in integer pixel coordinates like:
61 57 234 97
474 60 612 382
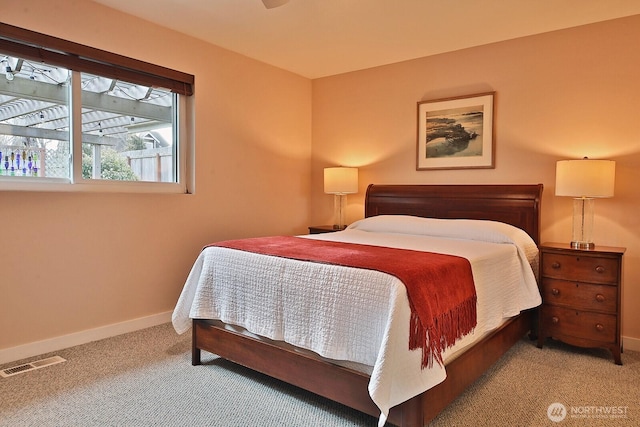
416 92 494 170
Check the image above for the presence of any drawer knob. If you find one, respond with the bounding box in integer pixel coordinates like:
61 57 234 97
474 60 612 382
595 323 604 332
595 265 605 274
551 288 560 296
551 261 561 269
595 294 605 303
551 316 559 324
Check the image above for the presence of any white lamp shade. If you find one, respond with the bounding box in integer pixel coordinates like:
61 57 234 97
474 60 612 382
555 159 615 198
324 167 358 194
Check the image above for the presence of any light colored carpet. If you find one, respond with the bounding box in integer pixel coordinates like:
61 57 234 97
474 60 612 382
0 323 637 426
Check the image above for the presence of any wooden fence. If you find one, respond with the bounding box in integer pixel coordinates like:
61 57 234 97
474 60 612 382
122 146 174 182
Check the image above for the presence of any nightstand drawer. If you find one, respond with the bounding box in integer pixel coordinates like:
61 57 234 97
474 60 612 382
540 305 617 344
541 253 618 284
541 278 617 313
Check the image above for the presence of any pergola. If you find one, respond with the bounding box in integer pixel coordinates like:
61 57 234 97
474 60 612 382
0 54 173 177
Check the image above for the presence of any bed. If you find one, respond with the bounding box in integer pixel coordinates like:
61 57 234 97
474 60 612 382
173 184 543 426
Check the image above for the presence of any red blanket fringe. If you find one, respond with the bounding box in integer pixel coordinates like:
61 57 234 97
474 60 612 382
208 236 477 369
409 295 477 368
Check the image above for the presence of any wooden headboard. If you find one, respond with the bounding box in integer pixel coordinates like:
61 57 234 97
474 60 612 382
364 184 543 244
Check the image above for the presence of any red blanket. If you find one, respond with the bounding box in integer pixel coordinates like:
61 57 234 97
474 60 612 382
208 236 477 368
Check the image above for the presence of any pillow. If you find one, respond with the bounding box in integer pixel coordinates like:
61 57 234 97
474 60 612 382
348 215 538 265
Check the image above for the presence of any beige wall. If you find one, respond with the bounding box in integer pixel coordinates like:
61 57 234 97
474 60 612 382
0 1 312 351
311 15 640 343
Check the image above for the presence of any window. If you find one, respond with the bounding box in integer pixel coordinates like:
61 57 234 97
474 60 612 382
0 23 194 192
0 57 70 180
78 72 177 182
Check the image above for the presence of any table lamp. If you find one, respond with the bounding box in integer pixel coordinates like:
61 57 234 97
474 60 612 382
555 157 615 249
324 167 358 229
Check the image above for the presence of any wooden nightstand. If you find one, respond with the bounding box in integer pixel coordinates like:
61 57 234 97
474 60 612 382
308 225 346 234
537 242 625 365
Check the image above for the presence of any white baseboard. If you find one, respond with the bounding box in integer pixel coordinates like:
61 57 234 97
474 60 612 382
623 335 640 352
0 311 173 365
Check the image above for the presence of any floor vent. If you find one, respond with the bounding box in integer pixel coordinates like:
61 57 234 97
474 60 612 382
1 356 66 378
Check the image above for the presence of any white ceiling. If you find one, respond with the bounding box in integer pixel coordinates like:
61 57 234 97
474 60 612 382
92 0 640 79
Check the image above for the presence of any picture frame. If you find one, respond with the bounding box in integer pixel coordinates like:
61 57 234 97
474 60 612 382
416 92 495 170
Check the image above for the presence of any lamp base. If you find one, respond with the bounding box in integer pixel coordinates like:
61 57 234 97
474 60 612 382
571 241 595 250
333 194 347 229
570 197 595 251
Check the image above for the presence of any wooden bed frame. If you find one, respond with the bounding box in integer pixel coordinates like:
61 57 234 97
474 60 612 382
191 184 543 426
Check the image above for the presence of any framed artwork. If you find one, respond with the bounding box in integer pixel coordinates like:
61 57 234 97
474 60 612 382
416 92 495 170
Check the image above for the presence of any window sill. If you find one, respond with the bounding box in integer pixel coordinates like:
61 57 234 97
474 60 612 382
0 178 189 194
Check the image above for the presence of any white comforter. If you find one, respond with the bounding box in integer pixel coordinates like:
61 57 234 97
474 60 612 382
172 216 541 426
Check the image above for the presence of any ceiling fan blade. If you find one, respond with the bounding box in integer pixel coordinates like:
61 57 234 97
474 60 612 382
262 0 289 9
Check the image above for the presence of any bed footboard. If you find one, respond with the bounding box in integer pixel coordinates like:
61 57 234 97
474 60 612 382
192 319 381 419
191 310 534 426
